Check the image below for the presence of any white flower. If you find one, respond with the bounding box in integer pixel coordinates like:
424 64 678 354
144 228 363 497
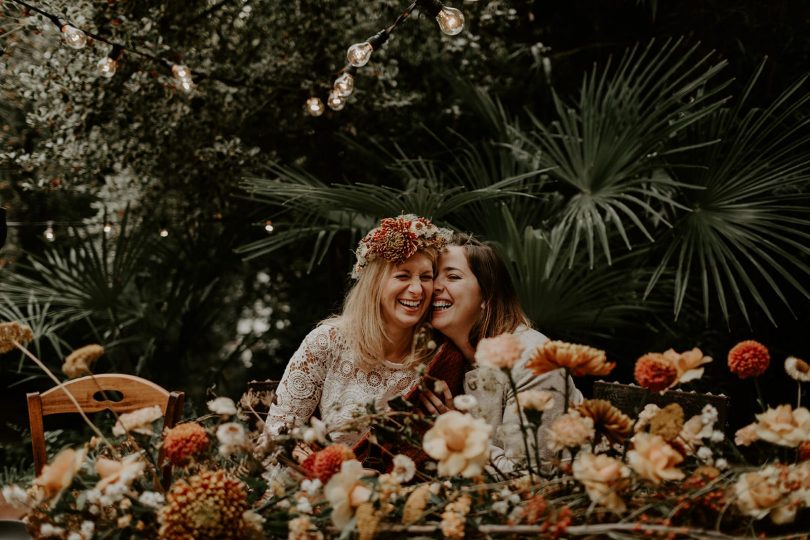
138 491 165 509
68 533 81 540
1 485 29 508
391 454 416 483
296 495 313 514
80 521 95 537
491 500 509 514
475 333 524 369
40 523 64 537
696 446 713 464
701 405 718 426
301 478 322 497
302 418 328 445
216 422 247 454
710 430 725 442
785 356 810 382
112 405 163 436
452 394 478 412
715 458 728 470
207 396 237 415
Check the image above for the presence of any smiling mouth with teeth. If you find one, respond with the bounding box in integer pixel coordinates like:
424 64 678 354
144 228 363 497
399 299 422 309
432 301 452 310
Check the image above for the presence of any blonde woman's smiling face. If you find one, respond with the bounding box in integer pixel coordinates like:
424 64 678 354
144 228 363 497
381 252 434 331
431 246 482 340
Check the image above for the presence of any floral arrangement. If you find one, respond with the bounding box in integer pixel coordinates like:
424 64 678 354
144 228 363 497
352 215 452 278
2 321 810 539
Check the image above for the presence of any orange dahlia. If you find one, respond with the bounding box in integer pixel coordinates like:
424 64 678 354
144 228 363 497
302 444 356 483
163 422 209 466
728 340 770 379
526 341 614 377
158 469 250 539
634 353 677 392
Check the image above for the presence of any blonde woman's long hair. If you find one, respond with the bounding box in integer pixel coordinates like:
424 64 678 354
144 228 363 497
326 249 438 368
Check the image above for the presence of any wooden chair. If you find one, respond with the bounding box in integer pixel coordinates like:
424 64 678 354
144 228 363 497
26 374 184 484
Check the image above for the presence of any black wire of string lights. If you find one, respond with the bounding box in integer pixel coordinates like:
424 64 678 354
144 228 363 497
6 0 196 91
304 0 465 116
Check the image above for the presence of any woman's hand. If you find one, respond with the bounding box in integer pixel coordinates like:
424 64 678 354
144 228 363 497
419 384 455 416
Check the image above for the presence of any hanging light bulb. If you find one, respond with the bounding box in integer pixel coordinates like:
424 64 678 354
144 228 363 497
327 91 346 111
305 97 325 117
435 5 465 35
44 222 55 242
346 42 373 68
97 45 122 78
159 227 169 238
60 24 87 49
264 220 274 233
97 57 117 78
171 64 194 93
333 72 354 97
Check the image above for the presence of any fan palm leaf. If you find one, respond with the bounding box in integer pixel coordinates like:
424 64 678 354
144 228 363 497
647 62 810 324
512 38 731 267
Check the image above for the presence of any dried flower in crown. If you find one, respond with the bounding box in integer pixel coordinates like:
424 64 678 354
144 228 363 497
0 321 34 354
727 339 770 379
62 344 104 379
352 214 451 278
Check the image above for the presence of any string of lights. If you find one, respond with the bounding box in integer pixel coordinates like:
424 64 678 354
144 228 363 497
6 0 196 91
305 0 465 116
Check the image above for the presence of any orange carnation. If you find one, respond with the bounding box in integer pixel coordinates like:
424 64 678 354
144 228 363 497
163 422 209 466
634 353 677 392
526 341 614 377
728 340 770 379
303 444 357 483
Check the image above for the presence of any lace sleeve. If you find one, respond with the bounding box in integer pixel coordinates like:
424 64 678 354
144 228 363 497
263 325 342 440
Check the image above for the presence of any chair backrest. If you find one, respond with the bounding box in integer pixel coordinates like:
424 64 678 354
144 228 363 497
27 374 184 480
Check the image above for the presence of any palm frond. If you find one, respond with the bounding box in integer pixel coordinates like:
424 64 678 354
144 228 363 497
511 38 731 267
648 62 810 324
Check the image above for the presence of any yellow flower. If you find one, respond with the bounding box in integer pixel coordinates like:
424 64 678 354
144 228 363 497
0 321 34 354
627 433 684 484
62 344 104 378
423 411 492 478
401 484 431 524
324 460 372 529
34 447 85 502
526 341 614 377
754 404 810 447
474 333 524 369
572 452 630 514
112 405 164 436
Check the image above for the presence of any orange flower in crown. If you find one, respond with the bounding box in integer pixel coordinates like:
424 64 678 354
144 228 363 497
352 214 451 278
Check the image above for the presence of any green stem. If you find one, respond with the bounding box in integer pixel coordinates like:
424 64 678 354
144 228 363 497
564 368 570 414
506 369 535 481
13 340 113 454
753 377 767 413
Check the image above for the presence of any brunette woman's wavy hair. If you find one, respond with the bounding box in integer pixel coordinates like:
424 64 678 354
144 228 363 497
326 248 439 368
451 233 531 347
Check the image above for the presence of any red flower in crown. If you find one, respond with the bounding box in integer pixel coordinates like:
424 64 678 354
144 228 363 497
352 214 450 278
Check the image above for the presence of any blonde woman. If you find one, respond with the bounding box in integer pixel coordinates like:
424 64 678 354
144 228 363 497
262 215 449 449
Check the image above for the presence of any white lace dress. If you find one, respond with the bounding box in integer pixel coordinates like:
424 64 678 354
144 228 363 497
263 324 421 446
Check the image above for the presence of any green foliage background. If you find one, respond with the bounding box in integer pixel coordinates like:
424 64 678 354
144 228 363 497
2 0 810 439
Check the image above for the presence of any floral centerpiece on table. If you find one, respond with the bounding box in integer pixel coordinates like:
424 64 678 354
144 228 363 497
2 320 810 539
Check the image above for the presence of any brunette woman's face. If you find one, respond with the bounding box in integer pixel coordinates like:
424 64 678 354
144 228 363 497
380 252 434 331
431 246 482 339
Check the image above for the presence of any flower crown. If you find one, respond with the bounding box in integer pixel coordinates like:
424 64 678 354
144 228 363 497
352 214 451 278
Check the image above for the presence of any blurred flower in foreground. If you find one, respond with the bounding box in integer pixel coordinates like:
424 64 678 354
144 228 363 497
527 341 614 377
423 411 491 477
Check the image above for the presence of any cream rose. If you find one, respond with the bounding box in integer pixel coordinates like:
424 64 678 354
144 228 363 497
663 347 712 384
754 405 810 447
112 405 164 436
627 433 684 484
324 460 372 529
546 411 595 453
572 452 630 513
423 411 492 478
734 467 795 524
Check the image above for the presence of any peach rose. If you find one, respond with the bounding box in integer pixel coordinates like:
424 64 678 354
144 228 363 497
546 411 595 453
324 460 372 529
423 411 492 478
112 405 164 436
474 333 524 369
572 452 630 513
735 423 759 446
754 404 810 447
733 467 795 524
663 347 712 384
95 453 145 491
627 433 684 484
34 448 85 501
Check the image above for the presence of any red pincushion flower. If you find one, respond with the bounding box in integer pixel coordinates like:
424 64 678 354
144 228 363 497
634 353 677 392
163 422 209 466
302 444 356 483
727 340 770 379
